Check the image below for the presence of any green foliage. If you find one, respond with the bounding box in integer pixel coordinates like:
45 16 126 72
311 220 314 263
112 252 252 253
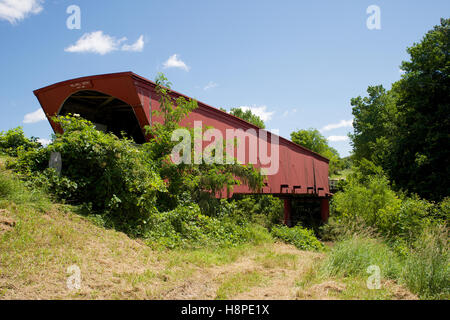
392 18 450 201
323 236 402 280
438 197 450 221
145 200 271 249
231 195 283 229
350 85 398 168
332 175 399 232
401 225 449 299
330 173 445 244
324 147 449 299
144 73 264 213
13 115 166 232
350 19 450 201
350 158 385 183
271 225 324 251
291 128 331 154
290 128 343 175
228 108 266 128
0 127 41 157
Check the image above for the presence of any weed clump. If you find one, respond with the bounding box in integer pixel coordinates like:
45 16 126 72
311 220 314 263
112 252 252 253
271 225 324 251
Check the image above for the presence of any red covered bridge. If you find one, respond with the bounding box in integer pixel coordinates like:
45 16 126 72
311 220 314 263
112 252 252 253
33 72 331 225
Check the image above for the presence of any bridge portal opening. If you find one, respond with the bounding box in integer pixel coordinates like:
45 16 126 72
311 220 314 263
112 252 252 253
59 90 146 143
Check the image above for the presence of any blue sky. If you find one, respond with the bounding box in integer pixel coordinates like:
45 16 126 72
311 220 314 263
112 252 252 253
1 1 448 156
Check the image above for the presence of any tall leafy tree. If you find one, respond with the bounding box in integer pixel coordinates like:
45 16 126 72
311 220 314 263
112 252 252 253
350 18 449 200
290 128 343 175
392 18 450 200
349 85 398 171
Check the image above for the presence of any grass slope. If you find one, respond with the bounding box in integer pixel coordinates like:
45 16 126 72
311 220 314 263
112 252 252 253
0 158 415 300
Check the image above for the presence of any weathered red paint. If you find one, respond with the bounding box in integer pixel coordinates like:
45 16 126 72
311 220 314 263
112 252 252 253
320 198 330 223
34 72 331 220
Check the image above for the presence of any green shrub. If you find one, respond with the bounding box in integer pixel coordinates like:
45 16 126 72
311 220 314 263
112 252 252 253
231 195 283 229
401 225 449 299
333 175 400 230
390 196 435 241
145 201 271 249
323 236 402 280
271 225 324 251
437 197 450 221
330 175 442 244
12 115 166 231
0 127 41 156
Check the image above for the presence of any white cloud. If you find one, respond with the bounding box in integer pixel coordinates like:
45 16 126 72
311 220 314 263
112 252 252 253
122 35 144 52
0 0 43 24
65 31 127 55
327 135 349 142
238 105 275 122
23 108 46 124
321 119 353 132
203 81 218 91
163 54 190 71
282 108 297 117
37 138 51 146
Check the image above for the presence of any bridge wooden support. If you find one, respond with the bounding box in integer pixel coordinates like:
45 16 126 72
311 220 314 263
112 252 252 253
283 198 292 227
320 198 330 223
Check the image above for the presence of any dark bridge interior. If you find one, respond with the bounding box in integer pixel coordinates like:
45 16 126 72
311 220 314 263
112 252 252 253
59 90 146 143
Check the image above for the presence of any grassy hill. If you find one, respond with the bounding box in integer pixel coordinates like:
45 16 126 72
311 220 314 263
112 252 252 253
0 157 416 300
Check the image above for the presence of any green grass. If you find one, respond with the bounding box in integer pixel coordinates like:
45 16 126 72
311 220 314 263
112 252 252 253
215 271 266 300
322 236 402 280
115 269 157 287
0 169 50 210
165 245 252 268
401 225 449 299
330 277 401 300
320 233 449 300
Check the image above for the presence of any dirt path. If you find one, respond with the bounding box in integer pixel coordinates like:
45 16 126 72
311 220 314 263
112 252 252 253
158 243 325 300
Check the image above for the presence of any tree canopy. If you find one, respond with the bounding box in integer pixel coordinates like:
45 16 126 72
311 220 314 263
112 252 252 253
350 18 449 200
228 108 266 128
290 128 343 175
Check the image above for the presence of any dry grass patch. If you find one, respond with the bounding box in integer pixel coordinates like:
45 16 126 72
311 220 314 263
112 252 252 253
215 270 266 300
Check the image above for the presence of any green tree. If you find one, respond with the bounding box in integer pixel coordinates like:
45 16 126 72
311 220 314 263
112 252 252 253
0 127 41 156
349 85 398 171
145 74 264 213
290 128 343 175
350 18 449 200
392 18 450 200
228 108 266 128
